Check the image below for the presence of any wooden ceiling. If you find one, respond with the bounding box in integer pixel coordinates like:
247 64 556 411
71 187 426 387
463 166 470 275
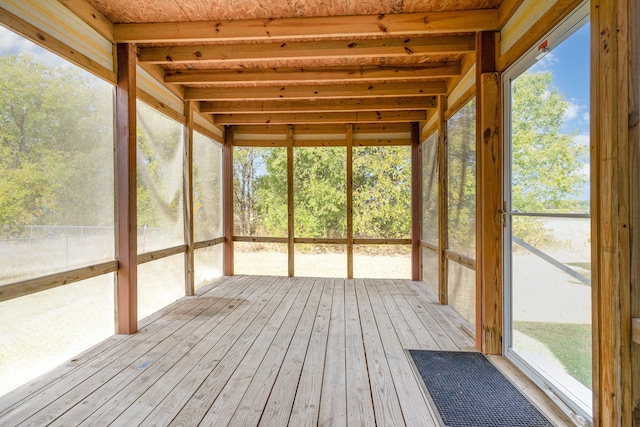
85 0 507 126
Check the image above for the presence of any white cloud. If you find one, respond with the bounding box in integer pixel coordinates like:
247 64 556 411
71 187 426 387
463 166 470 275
574 133 590 147
564 103 579 120
582 111 590 122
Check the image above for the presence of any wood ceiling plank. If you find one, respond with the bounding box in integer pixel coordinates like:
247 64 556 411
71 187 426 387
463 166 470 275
213 110 427 125
165 63 461 85
184 81 447 100
199 97 437 114
113 10 499 43
138 35 475 64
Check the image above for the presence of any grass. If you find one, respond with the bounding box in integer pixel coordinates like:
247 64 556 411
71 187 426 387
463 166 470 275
514 321 592 389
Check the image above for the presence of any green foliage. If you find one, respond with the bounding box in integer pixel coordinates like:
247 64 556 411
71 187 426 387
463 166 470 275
0 53 113 237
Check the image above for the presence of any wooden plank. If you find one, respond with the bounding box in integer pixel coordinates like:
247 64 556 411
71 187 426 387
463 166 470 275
139 35 475 64
233 236 289 243
185 81 448 101
0 6 116 83
0 261 118 303
167 64 461 85
294 238 348 245
197 278 311 426
347 125 354 279
258 278 326 425
56 0 114 41
437 95 448 305
591 0 635 424
318 279 347 427
411 122 422 281
115 43 138 335
633 319 640 345
184 101 195 296
39 277 264 427
497 0 527 28
420 241 438 252
223 126 234 275
213 110 427 125
136 89 187 126
374 280 420 349
113 10 500 43
232 123 411 136
389 280 440 349
344 279 376 425
353 238 412 245
287 126 295 277
136 245 187 265
289 278 333 425
354 278 405 426
200 96 437 114
194 237 225 249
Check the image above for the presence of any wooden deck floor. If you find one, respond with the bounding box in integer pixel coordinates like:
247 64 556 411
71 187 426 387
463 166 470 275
0 276 572 426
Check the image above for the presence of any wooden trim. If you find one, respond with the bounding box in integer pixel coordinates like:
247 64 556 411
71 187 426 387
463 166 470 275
287 126 295 277
354 239 412 245
56 0 114 42
233 236 289 244
0 261 118 303
497 0 584 72
185 82 448 101
137 245 188 265
633 319 640 345
497 0 527 28
421 123 439 143
115 43 138 335
136 89 187 126
411 122 422 281
437 95 449 305
420 241 438 252
213 110 427 126
347 124 354 279
444 85 476 120
444 250 476 271
352 139 412 147
233 139 412 148
193 123 222 143
232 123 411 135
223 126 234 275
183 101 195 296
167 64 461 85
294 238 348 245
200 97 437 114
591 0 637 424
139 35 475 64
194 237 226 249
113 10 500 43
476 31 502 355
0 6 116 84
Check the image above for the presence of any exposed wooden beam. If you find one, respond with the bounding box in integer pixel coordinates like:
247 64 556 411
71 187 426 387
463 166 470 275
165 63 462 85
56 0 114 41
437 95 448 305
185 81 447 101
113 10 500 43
287 126 294 277
183 101 195 296
213 110 427 125
139 35 475 64
497 0 527 28
223 126 234 276
199 96 437 114
115 43 138 335
347 124 354 279
411 122 421 281
232 123 411 135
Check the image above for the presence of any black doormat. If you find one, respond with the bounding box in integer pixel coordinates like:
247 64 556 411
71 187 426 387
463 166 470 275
408 350 553 427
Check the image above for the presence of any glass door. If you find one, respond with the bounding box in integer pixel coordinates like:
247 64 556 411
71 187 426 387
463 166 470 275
503 3 592 423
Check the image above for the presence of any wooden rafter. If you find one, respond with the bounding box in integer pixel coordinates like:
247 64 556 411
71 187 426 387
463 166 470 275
164 63 462 85
138 35 475 64
199 97 437 114
213 110 427 125
113 10 499 43
184 81 447 101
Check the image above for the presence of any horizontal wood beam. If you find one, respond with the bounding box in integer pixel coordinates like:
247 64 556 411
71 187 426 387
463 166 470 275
232 123 411 134
353 238 412 245
137 245 188 265
0 261 119 303
233 139 412 147
294 238 348 245
165 63 461 85
139 35 475 64
233 236 289 243
445 249 476 271
213 110 427 125
114 10 500 43
200 96 437 114
185 81 447 101
194 237 226 249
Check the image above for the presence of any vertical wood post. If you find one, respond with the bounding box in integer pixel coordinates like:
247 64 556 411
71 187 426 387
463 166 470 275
115 43 137 335
476 31 502 354
591 0 638 424
437 95 449 304
287 125 295 277
411 122 421 281
183 101 195 295
347 124 354 279
223 125 234 276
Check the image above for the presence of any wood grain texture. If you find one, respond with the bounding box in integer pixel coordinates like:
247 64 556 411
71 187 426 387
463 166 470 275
287 126 295 277
223 126 234 275
213 110 427 125
347 125 354 279
437 95 449 304
411 122 422 281
183 101 195 296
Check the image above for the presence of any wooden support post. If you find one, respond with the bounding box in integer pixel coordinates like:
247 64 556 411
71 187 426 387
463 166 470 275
476 31 502 354
437 95 449 304
183 101 195 295
115 43 137 335
347 124 354 279
223 125 234 276
287 125 295 277
591 0 638 424
411 122 421 281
